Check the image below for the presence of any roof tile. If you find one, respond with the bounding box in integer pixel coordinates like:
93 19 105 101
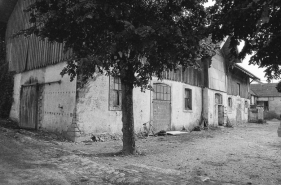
250 83 281 97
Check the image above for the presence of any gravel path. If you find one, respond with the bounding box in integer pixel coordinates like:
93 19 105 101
1 119 281 184
62 121 281 185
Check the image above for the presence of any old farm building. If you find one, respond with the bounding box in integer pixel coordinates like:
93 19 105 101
2 0 259 141
251 83 281 115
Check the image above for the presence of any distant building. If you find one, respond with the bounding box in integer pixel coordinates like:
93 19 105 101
250 83 281 115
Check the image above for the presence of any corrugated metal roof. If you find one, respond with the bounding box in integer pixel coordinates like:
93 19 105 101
0 0 18 23
250 83 281 97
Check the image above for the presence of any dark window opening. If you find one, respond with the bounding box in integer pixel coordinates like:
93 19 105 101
184 88 192 110
228 97 232 107
113 77 122 106
237 83 241 96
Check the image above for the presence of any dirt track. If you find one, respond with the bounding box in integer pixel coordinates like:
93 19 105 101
1 119 281 184
62 120 281 185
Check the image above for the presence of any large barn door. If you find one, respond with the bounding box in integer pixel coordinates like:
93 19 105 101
19 84 38 129
152 83 171 132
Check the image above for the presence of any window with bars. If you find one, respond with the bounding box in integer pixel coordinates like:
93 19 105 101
153 83 171 101
113 77 122 107
184 88 192 110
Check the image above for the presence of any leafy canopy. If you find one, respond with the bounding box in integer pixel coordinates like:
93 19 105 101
209 0 281 81
20 0 217 88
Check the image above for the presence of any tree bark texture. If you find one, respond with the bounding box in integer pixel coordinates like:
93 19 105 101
121 80 136 155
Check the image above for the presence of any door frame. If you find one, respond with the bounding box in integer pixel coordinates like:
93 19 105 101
215 93 223 125
152 83 172 132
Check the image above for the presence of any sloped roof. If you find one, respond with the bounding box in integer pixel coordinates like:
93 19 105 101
234 63 260 81
0 0 18 23
250 83 281 97
249 89 257 96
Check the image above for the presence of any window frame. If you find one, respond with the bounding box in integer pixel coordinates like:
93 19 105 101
215 93 223 105
113 77 122 107
237 83 241 96
184 88 192 111
228 97 232 108
109 76 122 111
153 83 171 101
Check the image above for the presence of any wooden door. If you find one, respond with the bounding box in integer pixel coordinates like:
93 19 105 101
153 83 171 132
19 85 38 129
218 105 224 126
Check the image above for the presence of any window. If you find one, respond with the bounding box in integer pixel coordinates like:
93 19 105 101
109 77 122 111
153 83 171 101
237 83 241 96
184 88 192 110
113 77 122 106
228 98 232 108
215 93 223 104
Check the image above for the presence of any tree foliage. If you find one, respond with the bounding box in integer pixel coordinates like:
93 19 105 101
18 0 217 154
20 0 217 87
209 0 281 81
276 81 281 92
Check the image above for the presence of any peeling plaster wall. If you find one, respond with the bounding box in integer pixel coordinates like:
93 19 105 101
9 62 76 134
227 96 249 125
76 75 203 135
267 97 281 115
41 62 76 133
204 89 227 126
152 78 202 131
76 75 151 135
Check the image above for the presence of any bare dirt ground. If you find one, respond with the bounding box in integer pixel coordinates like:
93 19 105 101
1 119 281 185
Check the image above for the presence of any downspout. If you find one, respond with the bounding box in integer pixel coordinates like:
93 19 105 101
201 85 204 122
150 81 152 124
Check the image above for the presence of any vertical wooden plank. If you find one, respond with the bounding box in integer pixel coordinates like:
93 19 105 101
43 39 48 65
58 43 63 62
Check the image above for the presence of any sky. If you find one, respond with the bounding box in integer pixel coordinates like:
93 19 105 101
236 55 274 84
204 0 277 84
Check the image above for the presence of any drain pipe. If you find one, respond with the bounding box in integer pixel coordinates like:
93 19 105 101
201 85 204 125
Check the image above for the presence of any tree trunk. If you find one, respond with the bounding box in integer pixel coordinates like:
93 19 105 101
121 79 136 155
